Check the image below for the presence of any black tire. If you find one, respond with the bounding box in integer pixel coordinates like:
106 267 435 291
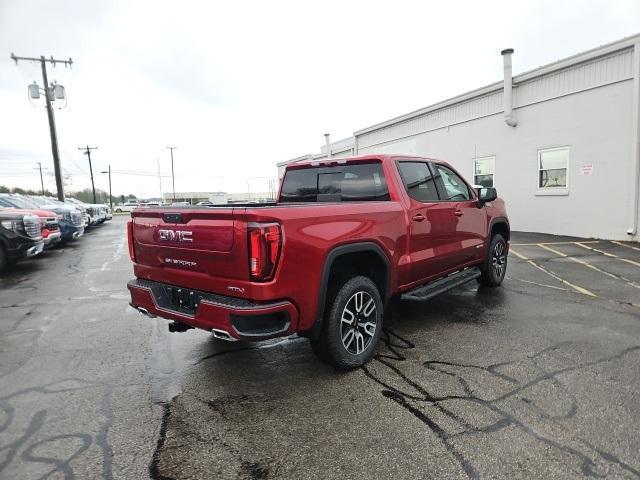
115 208 122 213
309 275 384 370
478 234 507 287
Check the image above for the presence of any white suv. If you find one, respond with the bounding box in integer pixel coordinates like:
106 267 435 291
114 202 139 213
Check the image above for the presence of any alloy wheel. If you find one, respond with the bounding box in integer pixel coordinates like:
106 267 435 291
492 241 507 278
340 291 377 355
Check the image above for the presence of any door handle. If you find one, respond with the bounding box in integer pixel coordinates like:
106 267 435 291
412 214 426 222
454 210 464 217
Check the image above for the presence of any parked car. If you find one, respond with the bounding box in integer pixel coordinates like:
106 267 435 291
52 197 109 226
114 202 139 213
0 210 44 272
63 198 91 226
6 195 85 242
0 205 61 249
126 154 510 369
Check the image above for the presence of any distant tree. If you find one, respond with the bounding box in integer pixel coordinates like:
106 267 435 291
0 185 11 193
71 188 111 204
120 194 125 203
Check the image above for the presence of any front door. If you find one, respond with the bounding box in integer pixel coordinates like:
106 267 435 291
432 163 486 265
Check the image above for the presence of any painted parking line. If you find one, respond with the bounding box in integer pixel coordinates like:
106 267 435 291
509 248 596 297
575 242 640 268
536 244 640 290
506 276 568 291
611 240 640 252
511 240 600 246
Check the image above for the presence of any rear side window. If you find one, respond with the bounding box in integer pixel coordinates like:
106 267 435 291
280 162 389 202
397 162 439 202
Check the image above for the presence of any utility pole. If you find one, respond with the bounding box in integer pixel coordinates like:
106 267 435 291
34 162 47 195
166 147 177 202
157 158 163 202
79 145 98 203
11 53 73 202
101 165 112 210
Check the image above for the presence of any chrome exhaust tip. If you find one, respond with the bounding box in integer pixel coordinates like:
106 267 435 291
212 328 238 342
137 307 156 318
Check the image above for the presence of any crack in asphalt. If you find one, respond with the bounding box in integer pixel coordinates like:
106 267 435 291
361 328 640 479
0 379 102 479
0 223 130 480
149 403 174 480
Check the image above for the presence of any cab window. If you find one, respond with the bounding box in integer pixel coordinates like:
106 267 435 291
433 164 472 201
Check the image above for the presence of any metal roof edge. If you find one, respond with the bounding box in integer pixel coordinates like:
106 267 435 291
354 32 640 137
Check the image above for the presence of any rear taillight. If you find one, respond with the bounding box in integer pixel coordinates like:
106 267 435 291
127 220 136 262
248 223 281 281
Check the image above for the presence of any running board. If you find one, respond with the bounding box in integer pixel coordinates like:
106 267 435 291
401 267 481 302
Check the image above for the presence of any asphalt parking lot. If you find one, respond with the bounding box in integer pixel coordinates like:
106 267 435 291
1 215 639 479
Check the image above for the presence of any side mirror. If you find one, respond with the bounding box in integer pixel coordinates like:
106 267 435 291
477 187 497 205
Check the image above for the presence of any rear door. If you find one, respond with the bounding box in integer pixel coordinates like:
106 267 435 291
396 161 458 285
432 163 486 264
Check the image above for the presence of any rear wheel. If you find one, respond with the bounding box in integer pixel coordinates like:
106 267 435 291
309 275 383 370
478 234 507 286
115 208 122 213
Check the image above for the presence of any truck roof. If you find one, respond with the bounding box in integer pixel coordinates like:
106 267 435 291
287 154 448 169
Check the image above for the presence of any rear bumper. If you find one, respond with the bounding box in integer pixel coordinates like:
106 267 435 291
127 278 299 341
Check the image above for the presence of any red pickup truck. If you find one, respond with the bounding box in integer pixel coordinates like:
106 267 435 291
127 155 509 369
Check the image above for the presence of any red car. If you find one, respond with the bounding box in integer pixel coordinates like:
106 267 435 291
127 155 509 369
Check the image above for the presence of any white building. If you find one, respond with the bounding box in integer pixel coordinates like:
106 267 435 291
280 34 640 241
162 191 274 204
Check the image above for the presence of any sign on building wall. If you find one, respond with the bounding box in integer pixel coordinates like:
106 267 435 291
580 164 594 175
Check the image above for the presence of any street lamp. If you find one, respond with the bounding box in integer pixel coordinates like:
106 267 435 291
100 166 112 210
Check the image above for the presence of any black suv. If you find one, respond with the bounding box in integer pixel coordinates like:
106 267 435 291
0 210 44 272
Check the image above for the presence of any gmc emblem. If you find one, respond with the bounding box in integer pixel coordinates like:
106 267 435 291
159 229 193 243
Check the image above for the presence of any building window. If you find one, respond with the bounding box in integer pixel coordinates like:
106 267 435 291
538 147 569 189
473 156 495 187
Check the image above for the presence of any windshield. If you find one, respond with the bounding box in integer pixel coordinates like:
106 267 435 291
29 197 61 207
0 195 40 209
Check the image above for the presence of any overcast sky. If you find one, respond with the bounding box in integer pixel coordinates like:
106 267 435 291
1 0 639 198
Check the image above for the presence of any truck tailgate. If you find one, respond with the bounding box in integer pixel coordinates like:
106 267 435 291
131 208 249 289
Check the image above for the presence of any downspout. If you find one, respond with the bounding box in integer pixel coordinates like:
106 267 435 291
627 41 640 237
501 48 518 127
324 133 332 159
